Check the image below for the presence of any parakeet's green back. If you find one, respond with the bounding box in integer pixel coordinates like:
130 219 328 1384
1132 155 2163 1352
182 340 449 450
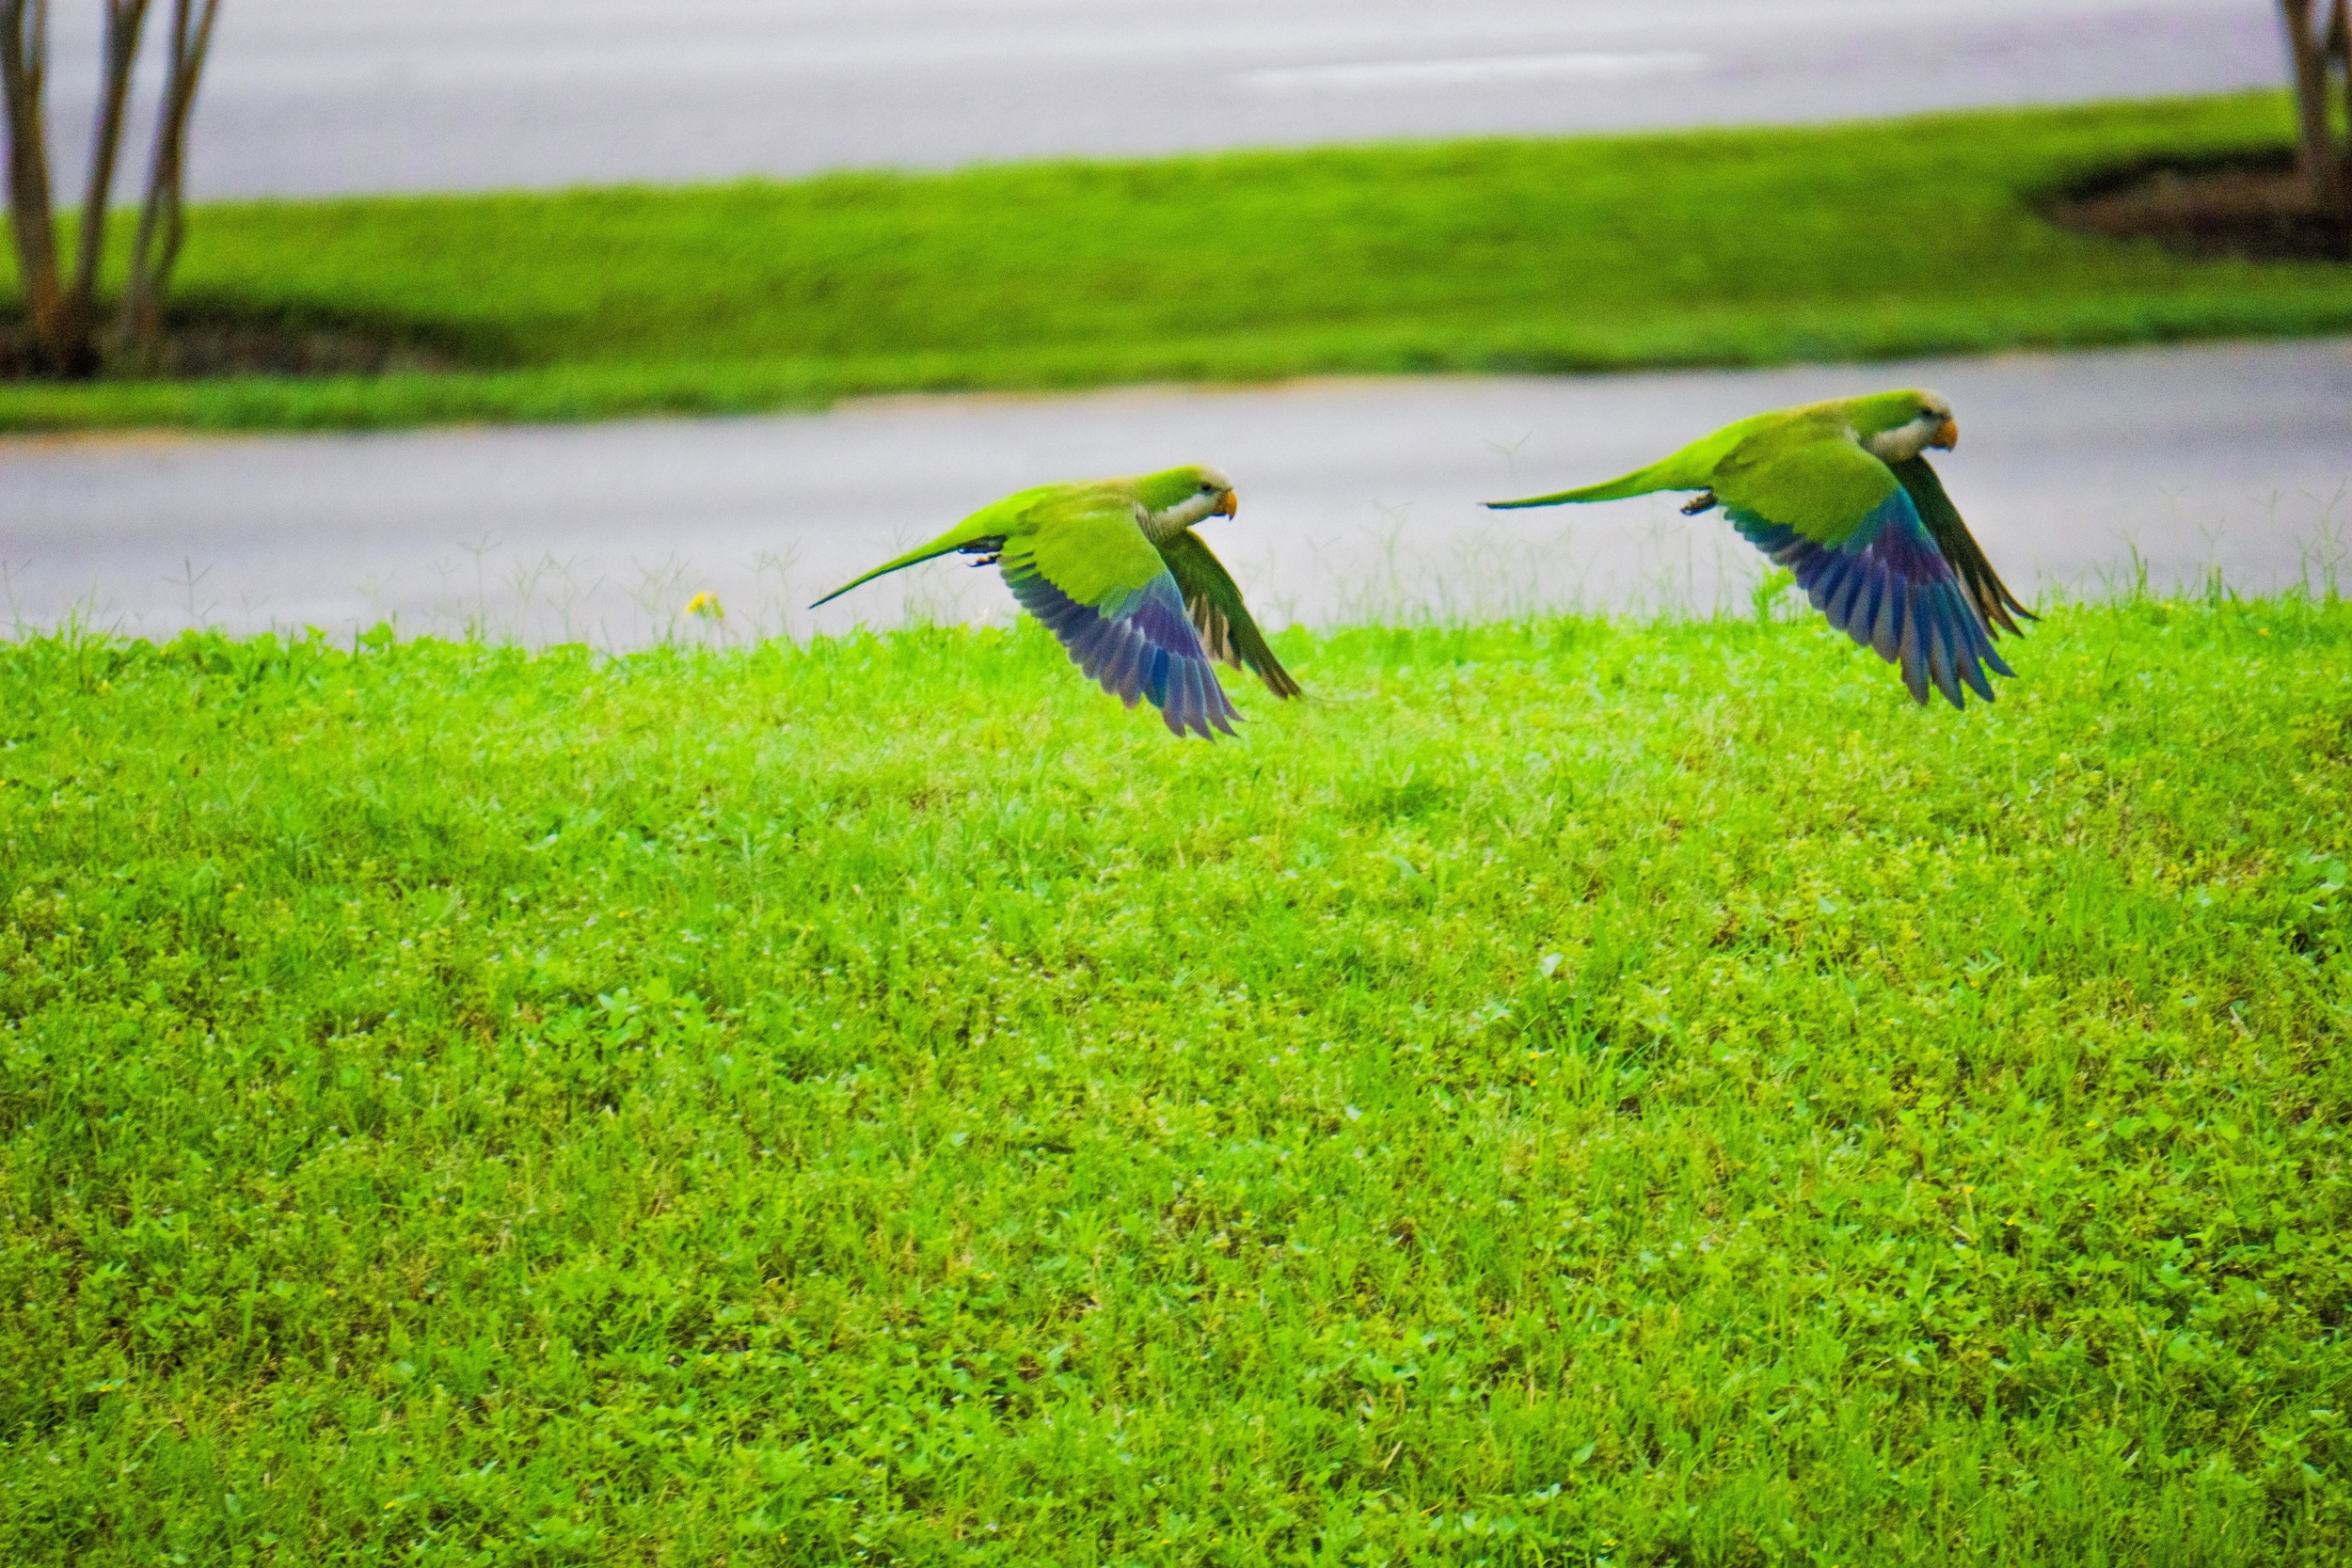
1712 418 1899 548
1009 487 1168 613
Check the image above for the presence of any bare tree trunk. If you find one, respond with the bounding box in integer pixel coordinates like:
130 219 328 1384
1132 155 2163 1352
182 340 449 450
2 0 218 377
2283 0 2348 214
1 0 72 369
67 1 152 337
117 0 216 365
2333 0 2351 187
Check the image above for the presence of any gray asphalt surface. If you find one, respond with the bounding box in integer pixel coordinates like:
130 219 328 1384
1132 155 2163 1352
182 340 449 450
8 339 2347 648
10 3 2329 651
43 0 2287 198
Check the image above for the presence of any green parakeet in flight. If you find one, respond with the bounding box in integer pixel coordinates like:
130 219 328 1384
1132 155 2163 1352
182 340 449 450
810 466 1300 738
1487 390 2033 707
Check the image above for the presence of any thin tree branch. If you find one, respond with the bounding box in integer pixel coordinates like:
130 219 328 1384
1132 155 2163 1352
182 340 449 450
68 0 153 326
2283 0 2347 213
151 0 215 290
119 0 216 359
116 0 179 354
2331 0 2350 183
0 0 68 366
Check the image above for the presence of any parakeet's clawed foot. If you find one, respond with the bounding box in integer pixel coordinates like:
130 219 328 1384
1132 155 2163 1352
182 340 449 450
968 553 1002 569
1681 490 1720 515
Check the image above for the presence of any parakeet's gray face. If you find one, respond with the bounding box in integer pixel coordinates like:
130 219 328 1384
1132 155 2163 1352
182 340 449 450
1152 466 1238 533
1865 394 1959 464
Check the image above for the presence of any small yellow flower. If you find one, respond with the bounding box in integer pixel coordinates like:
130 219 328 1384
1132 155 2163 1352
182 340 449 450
686 592 723 620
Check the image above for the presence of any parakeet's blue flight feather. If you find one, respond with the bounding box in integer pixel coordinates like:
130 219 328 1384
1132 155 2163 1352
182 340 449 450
1730 486 2010 708
1004 562 1239 739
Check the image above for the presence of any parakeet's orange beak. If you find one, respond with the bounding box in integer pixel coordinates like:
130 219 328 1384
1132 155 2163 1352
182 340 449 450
1215 489 1238 517
1931 418 1959 451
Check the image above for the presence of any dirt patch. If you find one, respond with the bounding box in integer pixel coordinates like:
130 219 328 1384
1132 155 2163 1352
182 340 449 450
0 307 492 382
2043 148 2352 261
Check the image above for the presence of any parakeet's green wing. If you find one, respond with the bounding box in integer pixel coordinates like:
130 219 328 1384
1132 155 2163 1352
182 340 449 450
1715 429 2012 709
1713 422 1899 546
1155 531 1302 699
1885 456 2035 639
1002 488 1241 739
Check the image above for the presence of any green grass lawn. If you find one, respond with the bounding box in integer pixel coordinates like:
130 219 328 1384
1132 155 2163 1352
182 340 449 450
2 91 2346 432
4 599 2350 1564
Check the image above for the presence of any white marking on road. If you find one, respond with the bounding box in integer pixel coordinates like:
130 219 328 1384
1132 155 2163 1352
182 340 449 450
1238 52 1708 92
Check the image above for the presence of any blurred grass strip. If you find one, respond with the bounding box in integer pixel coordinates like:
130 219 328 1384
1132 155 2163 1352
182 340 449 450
0 91 2344 431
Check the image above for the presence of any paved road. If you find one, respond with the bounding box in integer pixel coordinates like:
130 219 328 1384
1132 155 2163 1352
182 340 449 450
42 0 2287 198
7 339 2346 647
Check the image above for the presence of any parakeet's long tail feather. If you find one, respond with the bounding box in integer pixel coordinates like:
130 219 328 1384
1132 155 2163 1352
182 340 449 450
808 531 1007 608
1484 463 1677 510
1486 414 1773 511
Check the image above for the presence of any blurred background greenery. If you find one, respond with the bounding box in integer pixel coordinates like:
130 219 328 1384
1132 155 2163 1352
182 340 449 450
0 91 2345 431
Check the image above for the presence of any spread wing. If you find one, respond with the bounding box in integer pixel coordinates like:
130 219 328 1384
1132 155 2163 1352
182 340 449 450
1886 455 2036 639
1156 531 1302 699
1715 429 2012 709
1000 488 1241 739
